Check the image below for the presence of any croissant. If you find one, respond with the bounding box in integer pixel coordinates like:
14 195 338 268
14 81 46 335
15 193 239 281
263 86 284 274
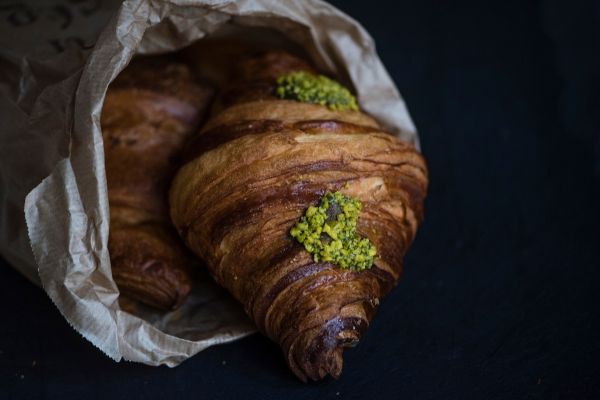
102 56 213 310
170 51 428 380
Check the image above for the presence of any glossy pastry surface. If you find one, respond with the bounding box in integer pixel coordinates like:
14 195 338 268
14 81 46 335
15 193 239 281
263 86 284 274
170 51 428 379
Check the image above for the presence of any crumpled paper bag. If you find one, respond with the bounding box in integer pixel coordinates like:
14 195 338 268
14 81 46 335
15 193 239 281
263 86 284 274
0 0 418 366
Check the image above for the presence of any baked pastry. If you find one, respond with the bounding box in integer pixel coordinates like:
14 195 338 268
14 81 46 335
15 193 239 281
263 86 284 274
102 56 213 310
170 51 428 379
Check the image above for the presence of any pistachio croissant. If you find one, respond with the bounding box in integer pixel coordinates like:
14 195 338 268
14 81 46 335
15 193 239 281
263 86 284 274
102 56 213 310
170 51 428 380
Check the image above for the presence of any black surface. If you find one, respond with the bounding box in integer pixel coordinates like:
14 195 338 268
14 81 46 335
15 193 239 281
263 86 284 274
2 1 600 399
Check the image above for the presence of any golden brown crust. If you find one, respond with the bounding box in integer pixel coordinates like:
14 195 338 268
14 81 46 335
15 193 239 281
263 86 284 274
210 51 317 114
108 223 192 310
170 52 428 379
102 56 213 310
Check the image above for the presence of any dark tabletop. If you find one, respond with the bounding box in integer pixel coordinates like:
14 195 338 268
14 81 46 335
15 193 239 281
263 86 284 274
2 0 600 399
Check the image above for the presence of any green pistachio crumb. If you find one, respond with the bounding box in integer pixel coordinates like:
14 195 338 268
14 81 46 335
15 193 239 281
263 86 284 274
289 191 377 271
276 71 358 111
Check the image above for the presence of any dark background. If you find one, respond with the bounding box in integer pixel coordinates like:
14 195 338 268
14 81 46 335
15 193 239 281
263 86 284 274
2 0 600 398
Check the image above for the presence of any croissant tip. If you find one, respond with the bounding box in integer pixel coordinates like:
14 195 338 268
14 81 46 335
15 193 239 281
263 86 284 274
289 345 345 382
284 315 369 382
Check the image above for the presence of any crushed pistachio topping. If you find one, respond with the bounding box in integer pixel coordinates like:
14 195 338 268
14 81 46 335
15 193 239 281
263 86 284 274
276 71 358 111
289 191 376 271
